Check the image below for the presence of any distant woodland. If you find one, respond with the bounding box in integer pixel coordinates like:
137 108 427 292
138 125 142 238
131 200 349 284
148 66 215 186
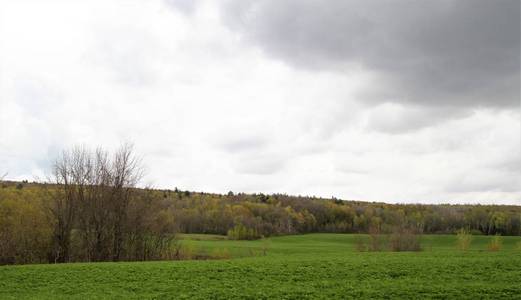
1 144 520 265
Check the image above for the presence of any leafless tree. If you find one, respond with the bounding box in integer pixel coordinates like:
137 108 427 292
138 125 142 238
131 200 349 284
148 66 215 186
75 147 110 261
49 147 82 263
110 143 144 261
49 143 148 263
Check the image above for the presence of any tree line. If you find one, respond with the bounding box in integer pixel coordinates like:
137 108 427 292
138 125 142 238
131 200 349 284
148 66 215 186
167 192 521 237
1 145 520 264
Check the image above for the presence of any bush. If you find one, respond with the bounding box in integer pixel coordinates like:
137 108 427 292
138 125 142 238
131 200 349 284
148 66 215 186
210 248 231 259
456 228 472 251
368 226 384 252
354 226 421 252
261 237 271 256
177 244 198 260
389 227 421 252
487 235 502 252
354 235 367 252
354 226 385 252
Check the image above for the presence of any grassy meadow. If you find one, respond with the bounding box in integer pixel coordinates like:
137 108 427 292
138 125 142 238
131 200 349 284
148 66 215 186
1 234 521 299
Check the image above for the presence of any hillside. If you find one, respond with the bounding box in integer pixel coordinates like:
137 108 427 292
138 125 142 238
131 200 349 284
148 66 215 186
2 180 521 265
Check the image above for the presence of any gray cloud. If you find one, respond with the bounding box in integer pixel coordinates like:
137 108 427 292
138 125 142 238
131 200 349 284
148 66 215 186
221 0 520 108
445 173 521 194
366 104 472 134
163 0 199 15
218 136 268 153
489 150 521 175
232 153 288 175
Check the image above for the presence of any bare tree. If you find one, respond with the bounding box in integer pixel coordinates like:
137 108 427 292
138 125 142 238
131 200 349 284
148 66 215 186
50 143 146 262
110 143 144 261
49 148 84 263
69 147 108 261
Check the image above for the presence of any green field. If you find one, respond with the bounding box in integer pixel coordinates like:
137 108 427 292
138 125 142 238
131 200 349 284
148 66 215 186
1 234 521 299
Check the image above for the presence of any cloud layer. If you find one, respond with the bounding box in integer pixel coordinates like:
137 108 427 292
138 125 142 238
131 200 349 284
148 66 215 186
0 0 519 204
222 0 520 109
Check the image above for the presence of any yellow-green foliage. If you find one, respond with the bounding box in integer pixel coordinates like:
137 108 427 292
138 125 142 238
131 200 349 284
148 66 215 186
3 180 521 265
210 248 231 259
487 235 502 252
456 228 472 251
178 244 198 260
0 184 53 264
227 224 260 240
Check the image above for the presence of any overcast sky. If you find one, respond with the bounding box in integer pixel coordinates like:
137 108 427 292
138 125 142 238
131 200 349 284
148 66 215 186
0 0 520 204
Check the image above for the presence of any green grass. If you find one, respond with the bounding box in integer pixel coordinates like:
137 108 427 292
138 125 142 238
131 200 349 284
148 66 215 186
1 234 521 299
177 233 229 241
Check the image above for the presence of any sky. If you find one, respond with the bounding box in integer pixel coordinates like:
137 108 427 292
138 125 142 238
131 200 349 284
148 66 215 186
0 0 519 204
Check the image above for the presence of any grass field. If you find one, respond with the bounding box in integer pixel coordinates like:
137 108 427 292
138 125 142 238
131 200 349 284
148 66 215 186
1 234 521 299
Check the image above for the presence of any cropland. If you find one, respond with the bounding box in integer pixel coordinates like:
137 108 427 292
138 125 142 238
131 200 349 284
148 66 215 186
1 234 520 299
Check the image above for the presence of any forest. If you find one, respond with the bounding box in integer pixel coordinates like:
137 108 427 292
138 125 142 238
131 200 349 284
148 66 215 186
1 145 520 265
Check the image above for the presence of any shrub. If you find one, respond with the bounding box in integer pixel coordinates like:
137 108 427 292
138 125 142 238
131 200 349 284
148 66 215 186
487 235 502 252
354 235 367 252
368 226 383 252
178 244 198 260
456 228 472 251
210 248 231 259
389 227 421 252
354 226 385 252
261 237 271 256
